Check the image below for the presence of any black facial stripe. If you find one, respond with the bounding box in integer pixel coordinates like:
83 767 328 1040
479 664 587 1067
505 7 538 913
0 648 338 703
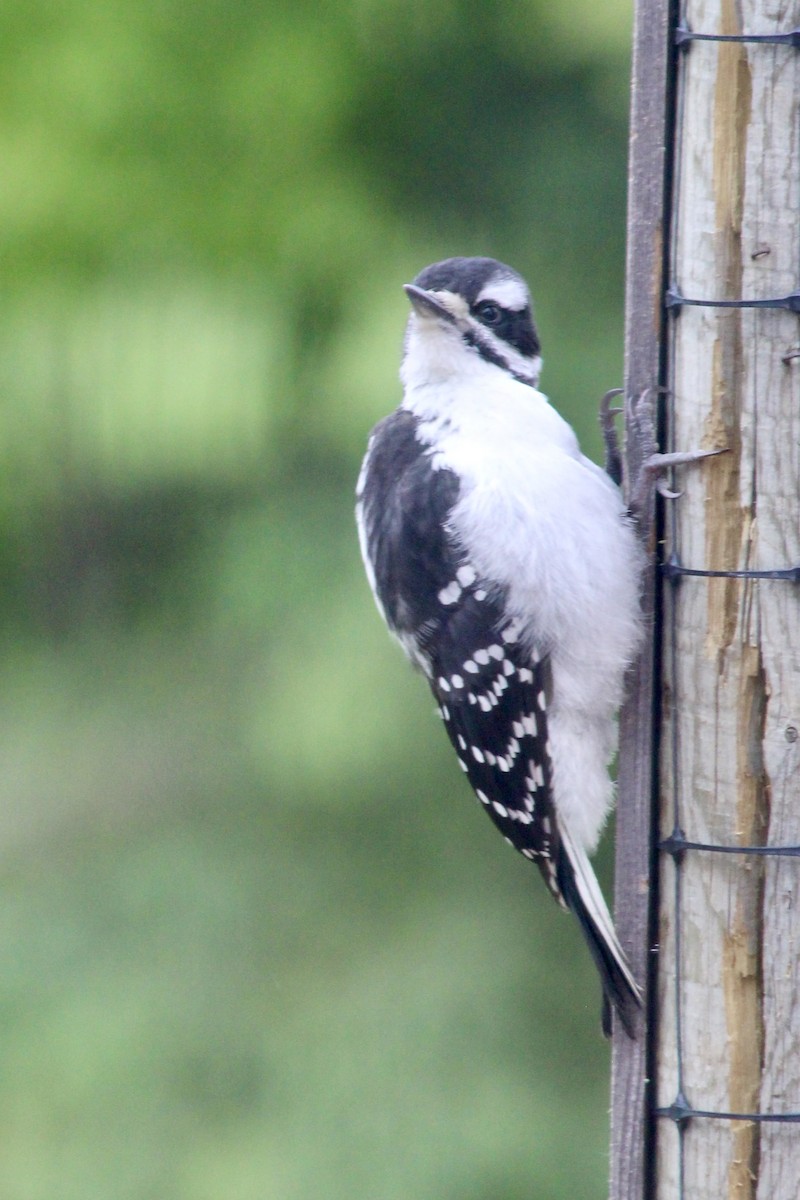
462 327 537 386
497 307 540 358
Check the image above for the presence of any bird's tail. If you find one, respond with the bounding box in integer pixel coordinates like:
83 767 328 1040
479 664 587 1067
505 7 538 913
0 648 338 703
556 821 642 1038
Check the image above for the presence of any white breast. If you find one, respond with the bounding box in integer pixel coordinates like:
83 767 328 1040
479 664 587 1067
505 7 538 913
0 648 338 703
404 368 645 850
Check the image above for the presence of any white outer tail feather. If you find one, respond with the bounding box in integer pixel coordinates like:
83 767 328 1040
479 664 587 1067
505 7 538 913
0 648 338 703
557 820 642 1017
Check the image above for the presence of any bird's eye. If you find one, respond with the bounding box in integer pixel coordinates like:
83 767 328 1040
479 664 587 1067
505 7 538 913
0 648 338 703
475 302 503 326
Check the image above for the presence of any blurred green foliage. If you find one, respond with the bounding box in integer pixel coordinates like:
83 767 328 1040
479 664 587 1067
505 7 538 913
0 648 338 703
0 2 633 1197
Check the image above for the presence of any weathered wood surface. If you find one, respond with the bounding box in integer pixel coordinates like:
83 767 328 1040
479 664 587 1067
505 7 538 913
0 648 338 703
656 2 800 1198
609 1 673 1197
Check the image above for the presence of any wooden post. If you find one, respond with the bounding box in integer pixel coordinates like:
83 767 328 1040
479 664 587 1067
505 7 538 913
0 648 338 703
610 1 674 1198
655 2 800 1198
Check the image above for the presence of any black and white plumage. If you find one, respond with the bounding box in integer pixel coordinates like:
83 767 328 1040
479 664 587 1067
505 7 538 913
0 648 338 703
356 256 645 1035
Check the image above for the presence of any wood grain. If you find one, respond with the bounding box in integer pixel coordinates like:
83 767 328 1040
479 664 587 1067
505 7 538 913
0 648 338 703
656 2 800 1197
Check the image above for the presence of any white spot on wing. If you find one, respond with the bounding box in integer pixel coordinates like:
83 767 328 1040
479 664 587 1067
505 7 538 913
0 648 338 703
456 564 477 587
438 580 462 605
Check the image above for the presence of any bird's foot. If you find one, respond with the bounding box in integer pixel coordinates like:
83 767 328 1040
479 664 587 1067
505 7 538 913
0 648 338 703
622 387 727 527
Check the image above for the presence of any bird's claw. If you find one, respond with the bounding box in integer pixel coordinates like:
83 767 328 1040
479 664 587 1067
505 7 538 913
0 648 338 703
601 387 728 529
641 446 727 503
599 388 625 485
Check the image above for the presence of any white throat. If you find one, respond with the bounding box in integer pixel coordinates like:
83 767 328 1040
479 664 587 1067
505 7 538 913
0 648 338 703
400 313 542 394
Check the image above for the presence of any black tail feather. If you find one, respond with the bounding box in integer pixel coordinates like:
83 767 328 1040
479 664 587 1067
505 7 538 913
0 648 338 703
556 840 641 1038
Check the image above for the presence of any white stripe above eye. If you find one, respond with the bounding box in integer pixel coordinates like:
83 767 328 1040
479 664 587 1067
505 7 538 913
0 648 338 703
475 275 529 312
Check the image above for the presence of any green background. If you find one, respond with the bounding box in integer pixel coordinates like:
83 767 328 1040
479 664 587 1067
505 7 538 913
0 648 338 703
0 3 633 1197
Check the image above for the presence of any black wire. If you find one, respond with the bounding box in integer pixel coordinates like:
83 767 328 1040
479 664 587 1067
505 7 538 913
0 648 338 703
665 285 800 313
657 1105 800 1123
675 19 800 48
663 17 686 1185
662 561 800 583
661 834 800 858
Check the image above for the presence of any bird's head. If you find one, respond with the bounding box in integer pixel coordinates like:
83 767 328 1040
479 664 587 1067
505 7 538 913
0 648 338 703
401 257 542 389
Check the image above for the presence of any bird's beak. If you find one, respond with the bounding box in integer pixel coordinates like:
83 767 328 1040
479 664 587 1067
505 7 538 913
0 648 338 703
403 284 456 324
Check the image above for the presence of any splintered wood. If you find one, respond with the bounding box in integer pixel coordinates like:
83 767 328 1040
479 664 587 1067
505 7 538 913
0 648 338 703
657 2 800 1197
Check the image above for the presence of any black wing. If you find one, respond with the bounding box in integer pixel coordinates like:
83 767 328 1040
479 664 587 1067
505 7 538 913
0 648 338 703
358 408 461 645
428 593 564 903
431 603 640 1034
358 406 562 896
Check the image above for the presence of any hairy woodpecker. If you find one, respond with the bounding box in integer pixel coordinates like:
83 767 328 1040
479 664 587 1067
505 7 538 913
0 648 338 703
355 256 646 1036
